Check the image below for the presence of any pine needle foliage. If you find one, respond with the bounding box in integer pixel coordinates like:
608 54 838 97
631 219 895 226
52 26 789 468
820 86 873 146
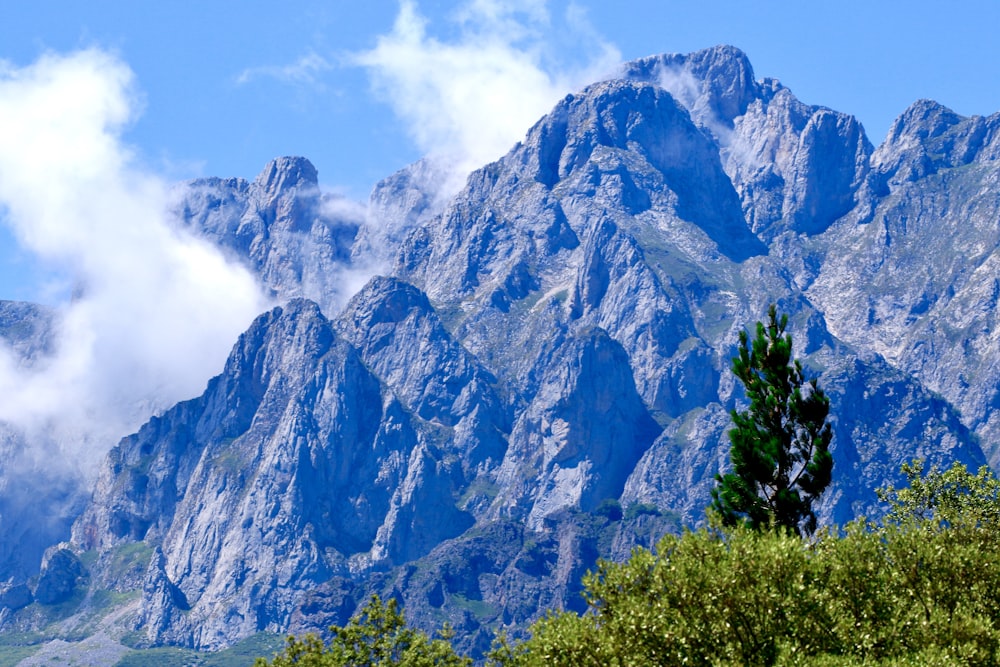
712 304 833 534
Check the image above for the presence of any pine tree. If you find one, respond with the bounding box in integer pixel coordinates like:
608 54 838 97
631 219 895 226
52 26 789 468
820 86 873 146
711 305 833 534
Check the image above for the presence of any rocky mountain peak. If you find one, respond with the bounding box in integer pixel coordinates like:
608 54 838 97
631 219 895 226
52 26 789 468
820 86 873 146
174 156 357 313
252 156 319 197
622 45 759 125
517 77 763 260
616 45 875 240
887 99 964 143
6 44 1000 661
873 99 1000 184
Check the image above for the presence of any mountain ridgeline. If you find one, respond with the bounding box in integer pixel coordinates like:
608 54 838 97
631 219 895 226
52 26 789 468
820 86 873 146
2 45 1000 657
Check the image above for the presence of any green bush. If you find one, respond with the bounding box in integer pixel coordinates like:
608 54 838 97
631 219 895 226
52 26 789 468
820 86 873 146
503 461 1000 667
255 595 469 666
261 461 1000 666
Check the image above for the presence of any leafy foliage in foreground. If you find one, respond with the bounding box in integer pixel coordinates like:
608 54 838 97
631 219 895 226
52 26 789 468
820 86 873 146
255 595 469 666
502 461 1000 666
258 462 1000 666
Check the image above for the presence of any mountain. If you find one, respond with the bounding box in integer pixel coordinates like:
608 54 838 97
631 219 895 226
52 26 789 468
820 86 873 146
171 156 361 314
0 45 997 659
807 99 1000 466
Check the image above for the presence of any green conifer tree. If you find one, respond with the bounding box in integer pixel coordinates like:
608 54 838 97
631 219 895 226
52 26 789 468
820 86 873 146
711 305 833 534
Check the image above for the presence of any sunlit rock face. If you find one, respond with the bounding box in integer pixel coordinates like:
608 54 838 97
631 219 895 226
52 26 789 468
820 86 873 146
172 156 360 315
808 100 1000 467
4 45 998 656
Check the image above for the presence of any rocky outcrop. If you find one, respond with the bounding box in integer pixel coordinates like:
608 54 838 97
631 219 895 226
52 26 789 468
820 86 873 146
34 547 85 605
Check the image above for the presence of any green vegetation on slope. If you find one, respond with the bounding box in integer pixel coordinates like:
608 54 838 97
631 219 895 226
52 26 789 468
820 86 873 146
116 633 284 667
501 460 1000 666
255 596 469 666
259 460 1000 666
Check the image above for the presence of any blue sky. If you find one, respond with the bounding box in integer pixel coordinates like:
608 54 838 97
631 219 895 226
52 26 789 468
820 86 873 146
2 0 1000 303
5 2 1000 191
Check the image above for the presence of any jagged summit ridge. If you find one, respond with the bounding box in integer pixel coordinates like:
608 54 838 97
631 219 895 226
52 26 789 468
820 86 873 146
173 157 359 313
873 98 1000 184
619 45 875 238
255 156 319 195
622 44 760 124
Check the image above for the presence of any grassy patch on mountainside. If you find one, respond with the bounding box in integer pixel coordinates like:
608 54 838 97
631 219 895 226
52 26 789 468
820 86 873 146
116 633 284 667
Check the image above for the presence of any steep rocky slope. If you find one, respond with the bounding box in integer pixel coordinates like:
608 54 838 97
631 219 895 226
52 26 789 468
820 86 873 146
0 46 997 658
807 100 1000 465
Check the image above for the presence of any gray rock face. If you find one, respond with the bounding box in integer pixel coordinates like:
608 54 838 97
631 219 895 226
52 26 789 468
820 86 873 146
73 298 479 648
34 548 84 605
172 157 360 314
808 100 1000 465
8 44 1000 657
493 328 662 529
337 276 508 479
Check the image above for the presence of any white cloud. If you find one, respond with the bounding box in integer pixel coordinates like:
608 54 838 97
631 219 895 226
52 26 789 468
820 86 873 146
355 0 621 196
319 192 368 226
0 49 270 474
236 52 332 87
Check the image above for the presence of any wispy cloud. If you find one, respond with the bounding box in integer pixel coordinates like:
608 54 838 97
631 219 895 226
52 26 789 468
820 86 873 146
236 52 333 87
0 49 270 474
354 0 621 195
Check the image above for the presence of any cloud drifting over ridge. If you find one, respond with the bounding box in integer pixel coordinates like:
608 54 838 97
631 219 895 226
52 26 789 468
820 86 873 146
356 0 621 194
0 49 269 473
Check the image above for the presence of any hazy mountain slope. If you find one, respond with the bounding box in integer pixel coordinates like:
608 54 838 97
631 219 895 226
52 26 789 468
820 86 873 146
0 302 83 585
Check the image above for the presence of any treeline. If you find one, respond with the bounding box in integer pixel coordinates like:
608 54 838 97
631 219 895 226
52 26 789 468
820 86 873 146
256 460 1000 667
